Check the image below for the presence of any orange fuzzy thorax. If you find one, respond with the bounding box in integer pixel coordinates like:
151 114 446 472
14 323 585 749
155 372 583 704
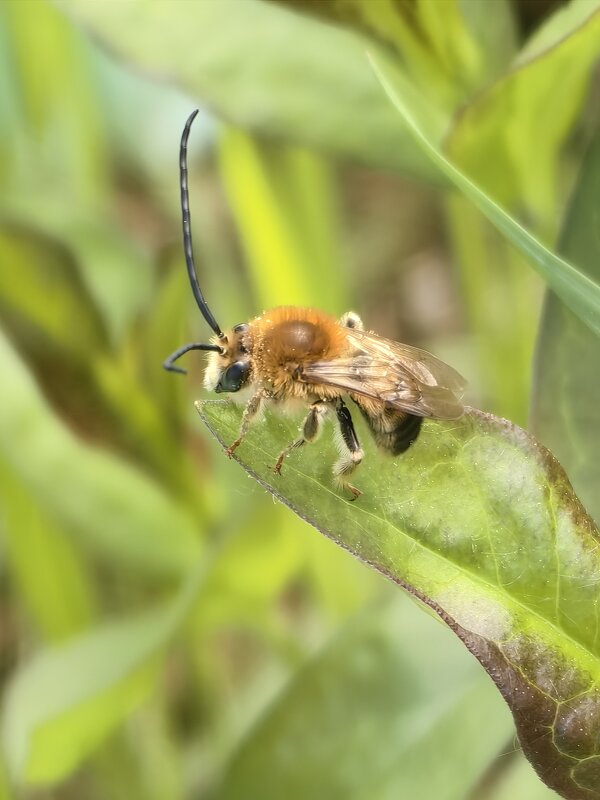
248 306 350 395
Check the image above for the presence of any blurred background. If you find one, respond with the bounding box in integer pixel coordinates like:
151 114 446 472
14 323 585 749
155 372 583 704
0 0 598 798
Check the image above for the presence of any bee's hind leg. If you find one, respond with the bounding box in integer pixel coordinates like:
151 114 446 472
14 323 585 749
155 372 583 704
333 399 363 500
274 401 329 475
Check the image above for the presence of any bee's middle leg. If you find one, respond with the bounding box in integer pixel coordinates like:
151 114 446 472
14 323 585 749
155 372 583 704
274 401 329 475
333 399 363 500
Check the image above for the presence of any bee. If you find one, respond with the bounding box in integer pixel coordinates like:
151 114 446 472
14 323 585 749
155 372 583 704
165 110 466 499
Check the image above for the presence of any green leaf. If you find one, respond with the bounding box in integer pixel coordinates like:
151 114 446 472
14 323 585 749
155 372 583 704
0 199 153 346
218 594 514 800
218 130 347 311
0 223 108 362
198 504 305 628
517 0 600 62
197 399 600 799
485 753 561 800
270 0 510 109
54 0 438 180
0 0 110 206
531 131 600 527
446 2 600 226
0 330 200 576
1 566 203 784
141 259 198 436
0 195 154 345
0 752 12 800
458 0 517 80
0 454 95 641
369 53 600 339
443 194 539 425
0 215 188 495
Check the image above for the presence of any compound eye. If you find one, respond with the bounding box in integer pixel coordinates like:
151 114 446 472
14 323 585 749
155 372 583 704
215 361 250 393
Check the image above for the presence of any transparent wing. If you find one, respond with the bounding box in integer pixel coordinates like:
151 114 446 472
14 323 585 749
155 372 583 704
302 328 466 419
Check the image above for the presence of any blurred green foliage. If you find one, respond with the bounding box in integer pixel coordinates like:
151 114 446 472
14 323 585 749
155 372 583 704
0 0 599 798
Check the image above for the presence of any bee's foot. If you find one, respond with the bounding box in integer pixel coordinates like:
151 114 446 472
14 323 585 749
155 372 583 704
273 456 284 475
347 484 362 501
225 440 241 459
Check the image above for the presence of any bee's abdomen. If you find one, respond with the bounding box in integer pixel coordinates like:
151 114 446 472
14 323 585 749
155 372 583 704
352 397 423 455
388 413 423 455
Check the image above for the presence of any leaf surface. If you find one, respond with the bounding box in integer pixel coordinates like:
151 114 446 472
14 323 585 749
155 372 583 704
54 0 437 180
369 55 600 339
219 594 514 800
198 399 600 799
1 567 203 784
268 0 515 106
0 223 108 362
0 331 200 575
446 3 600 222
532 130 600 527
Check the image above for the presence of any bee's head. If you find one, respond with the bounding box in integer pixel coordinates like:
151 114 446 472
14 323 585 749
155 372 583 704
203 323 252 394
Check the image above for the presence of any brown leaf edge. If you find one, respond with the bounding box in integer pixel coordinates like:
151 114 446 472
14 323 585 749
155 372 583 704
197 401 600 799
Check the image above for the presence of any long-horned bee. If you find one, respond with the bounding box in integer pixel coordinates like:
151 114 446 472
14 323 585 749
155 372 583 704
165 110 466 499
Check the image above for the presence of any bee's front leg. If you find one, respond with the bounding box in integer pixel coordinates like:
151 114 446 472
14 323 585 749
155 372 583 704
226 390 266 457
274 401 329 475
333 399 363 500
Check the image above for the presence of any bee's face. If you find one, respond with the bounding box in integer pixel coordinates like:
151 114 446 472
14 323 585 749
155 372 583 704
204 323 253 394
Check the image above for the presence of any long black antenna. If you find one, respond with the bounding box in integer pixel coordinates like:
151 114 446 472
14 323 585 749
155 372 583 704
180 109 224 339
163 342 223 375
